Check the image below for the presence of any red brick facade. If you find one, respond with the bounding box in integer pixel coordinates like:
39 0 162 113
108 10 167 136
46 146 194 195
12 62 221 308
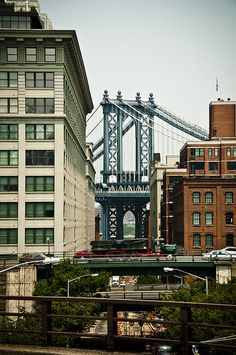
163 101 236 254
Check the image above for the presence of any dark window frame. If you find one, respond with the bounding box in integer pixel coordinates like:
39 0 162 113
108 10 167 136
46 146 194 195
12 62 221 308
0 124 18 140
25 98 54 114
0 176 18 192
0 228 18 244
26 176 54 192
0 72 18 88
25 202 54 218
0 202 18 218
26 124 54 140
25 72 54 88
25 228 54 244
26 150 54 166
0 98 18 113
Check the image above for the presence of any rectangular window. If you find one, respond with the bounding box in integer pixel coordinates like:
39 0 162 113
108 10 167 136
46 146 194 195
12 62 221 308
0 229 17 244
193 234 201 247
0 151 18 166
7 48 17 61
26 124 54 140
190 162 205 173
208 148 212 157
226 147 231 157
225 212 233 225
25 72 54 88
26 48 36 61
209 162 218 171
205 212 213 225
0 15 31 29
45 48 56 62
0 124 18 140
192 212 200 226
225 192 233 204
0 72 17 88
0 176 18 192
214 148 219 157
192 192 200 204
0 98 18 113
205 192 213 204
205 234 213 247
25 202 54 218
0 203 18 218
25 228 54 244
233 148 236 157
227 162 236 171
25 98 54 114
26 150 54 166
26 176 54 192
226 234 234 247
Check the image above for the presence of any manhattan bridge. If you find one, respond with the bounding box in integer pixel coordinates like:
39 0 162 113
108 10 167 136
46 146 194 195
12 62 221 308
86 90 208 241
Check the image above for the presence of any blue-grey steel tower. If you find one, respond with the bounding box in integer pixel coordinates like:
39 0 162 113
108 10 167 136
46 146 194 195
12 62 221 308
95 91 156 240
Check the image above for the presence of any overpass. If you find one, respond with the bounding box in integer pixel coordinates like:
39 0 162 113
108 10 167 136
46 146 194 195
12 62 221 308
73 255 216 278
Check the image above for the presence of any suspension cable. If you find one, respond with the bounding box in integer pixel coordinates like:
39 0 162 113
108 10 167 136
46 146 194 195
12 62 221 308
86 116 103 138
86 103 101 123
109 99 187 144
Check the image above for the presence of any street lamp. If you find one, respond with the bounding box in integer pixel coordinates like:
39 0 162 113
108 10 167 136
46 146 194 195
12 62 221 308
67 273 99 297
164 267 209 295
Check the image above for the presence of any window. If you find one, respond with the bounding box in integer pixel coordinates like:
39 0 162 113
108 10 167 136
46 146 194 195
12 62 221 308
227 162 236 171
25 202 54 218
0 124 18 140
190 162 205 172
233 148 236 157
26 124 54 140
26 176 54 192
0 229 17 244
7 48 17 61
0 98 18 113
0 72 17 87
190 148 204 157
209 162 218 171
205 212 213 225
0 177 18 192
45 48 56 62
193 234 201 247
25 98 54 114
214 148 219 157
226 148 231 157
26 48 36 61
25 72 54 88
208 148 212 157
26 150 54 166
225 234 234 246
205 234 213 247
0 203 17 218
192 192 200 203
225 212 233 225
0 151 18 166
0 15 31 29
225 192 233 204
25 228 54 244
192 212 200 225
205 192 213 204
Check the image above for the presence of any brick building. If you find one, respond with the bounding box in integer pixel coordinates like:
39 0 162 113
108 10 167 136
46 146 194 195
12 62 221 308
172 100 236 254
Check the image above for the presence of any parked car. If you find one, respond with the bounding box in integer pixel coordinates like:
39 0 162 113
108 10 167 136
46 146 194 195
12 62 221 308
202 249 236 260
19 253 46 263
220 247 236 256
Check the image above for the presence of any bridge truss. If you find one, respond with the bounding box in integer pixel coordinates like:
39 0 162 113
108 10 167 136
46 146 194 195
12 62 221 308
89 91 208 240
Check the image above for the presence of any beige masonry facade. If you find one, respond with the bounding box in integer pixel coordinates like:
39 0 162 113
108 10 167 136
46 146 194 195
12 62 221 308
0 2 94 257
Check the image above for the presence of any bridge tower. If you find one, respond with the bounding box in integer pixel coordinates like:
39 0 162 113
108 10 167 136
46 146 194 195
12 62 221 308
95 91 156 240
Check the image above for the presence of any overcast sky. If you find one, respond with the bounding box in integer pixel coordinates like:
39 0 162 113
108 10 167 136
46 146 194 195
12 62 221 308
40 0 236 130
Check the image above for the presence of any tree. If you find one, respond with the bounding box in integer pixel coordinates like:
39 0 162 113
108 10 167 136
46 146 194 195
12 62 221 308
32 259 110 347
157 278 236 354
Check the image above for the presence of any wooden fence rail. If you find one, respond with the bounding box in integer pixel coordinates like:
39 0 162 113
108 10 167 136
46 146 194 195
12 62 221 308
0 295 235 354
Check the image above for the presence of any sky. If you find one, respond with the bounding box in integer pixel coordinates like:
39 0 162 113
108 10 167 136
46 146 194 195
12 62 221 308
39 0 236 131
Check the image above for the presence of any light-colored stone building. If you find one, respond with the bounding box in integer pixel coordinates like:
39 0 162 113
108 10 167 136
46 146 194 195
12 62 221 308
149 154 180 242
0 0 94 257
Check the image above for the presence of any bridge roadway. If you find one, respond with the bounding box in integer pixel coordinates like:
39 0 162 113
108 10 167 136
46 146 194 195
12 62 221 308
73 255 215 278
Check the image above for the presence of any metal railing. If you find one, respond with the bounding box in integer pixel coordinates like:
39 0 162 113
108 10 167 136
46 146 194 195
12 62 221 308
0 295 235 354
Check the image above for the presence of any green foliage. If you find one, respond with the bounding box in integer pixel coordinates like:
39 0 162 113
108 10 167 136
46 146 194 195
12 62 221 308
137 275 161 285
157 278 236 350
34 259 110 297
0 259 110 348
